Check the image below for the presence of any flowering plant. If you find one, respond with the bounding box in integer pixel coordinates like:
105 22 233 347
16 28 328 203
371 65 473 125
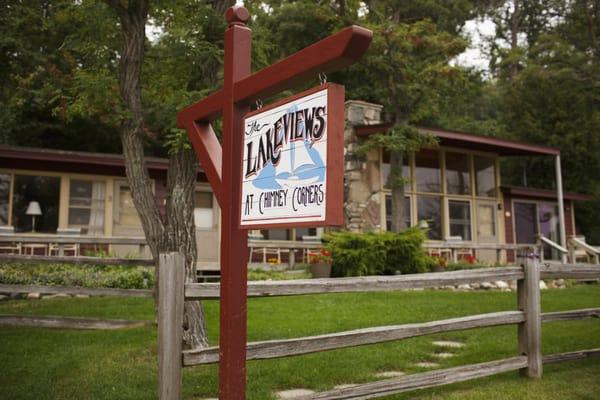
308 248 332 264
463 254 477 264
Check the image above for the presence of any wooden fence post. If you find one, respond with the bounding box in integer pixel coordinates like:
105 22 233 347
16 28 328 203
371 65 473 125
517 250 542 378
158 253 185 400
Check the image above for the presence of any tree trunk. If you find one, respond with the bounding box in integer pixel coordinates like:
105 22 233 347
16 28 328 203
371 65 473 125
104 0 208 349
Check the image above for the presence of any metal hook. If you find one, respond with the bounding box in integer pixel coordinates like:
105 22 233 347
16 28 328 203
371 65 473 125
255 98 263 110
319 72 327 85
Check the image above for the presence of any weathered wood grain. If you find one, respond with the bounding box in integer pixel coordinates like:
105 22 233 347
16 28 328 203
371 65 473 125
517 256 542 378
0 284 154 298
539 264 600 279
541 308 600 322
542 348 600 364
183 311 524 366
0 254 153 266
158 253 184 400
0 315 149 330
300 356 528 399
185 267 525 299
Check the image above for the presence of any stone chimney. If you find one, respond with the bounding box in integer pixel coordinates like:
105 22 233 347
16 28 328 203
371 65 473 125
343 100 385 232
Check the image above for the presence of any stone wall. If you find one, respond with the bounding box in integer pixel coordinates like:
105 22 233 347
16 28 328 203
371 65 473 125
344 100 385 232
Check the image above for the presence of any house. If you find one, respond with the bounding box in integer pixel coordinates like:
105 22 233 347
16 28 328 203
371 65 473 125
0 146 218 264
0 99 592 266
343 100 591 263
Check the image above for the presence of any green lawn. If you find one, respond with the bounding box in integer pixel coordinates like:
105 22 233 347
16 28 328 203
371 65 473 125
0 285 598 400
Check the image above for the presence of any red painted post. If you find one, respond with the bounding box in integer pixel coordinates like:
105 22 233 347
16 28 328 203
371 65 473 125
219 6 251 399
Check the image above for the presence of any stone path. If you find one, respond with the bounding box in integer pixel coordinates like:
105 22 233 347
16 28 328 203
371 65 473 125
374 371 405 378
276 389 316 399
432 340 466 348
414 361 440 368
273 340 467 398
433 352 455 359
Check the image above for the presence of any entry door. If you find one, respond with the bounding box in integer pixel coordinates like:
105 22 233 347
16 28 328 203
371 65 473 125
194 188 219 263
477 202 498 243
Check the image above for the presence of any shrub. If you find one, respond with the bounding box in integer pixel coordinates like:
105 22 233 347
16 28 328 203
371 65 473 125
0 263 154 289
324 228 436 277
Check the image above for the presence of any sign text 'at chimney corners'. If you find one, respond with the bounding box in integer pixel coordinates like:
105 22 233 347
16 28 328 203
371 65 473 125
240 83 344 229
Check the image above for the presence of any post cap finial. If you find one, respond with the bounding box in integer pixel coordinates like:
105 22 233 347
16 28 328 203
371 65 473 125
226 6 250 26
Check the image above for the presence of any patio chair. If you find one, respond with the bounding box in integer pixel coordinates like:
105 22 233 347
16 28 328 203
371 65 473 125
248 233 284 264
302 235 322 263
446 236 474 262
0 226 21 255
49 228 81 257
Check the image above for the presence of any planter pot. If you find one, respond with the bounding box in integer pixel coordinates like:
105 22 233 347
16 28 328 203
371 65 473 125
310 263 332 279
432 265 446 273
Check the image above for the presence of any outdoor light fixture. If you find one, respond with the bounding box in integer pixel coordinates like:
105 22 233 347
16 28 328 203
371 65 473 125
26 201 42 232
418 220 429 230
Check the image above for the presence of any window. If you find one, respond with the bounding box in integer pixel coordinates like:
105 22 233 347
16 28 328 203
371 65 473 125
382 152 410 190
446 152 471 195
417 196 442 240
475 156 496 197
514 202 537 244
69 180 105 235
294 227 317 241
0 174 10 225
260 229 291 240
449 200 472 241
385 195 411 231
415 150 441 193
194 191 214 229
12 175 60 233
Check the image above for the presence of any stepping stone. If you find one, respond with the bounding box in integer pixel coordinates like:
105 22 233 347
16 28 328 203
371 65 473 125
374 371 405 379
432 340 465 348
414 362 440 368
276 389 316 399
433 352 455 359
333 384 358 390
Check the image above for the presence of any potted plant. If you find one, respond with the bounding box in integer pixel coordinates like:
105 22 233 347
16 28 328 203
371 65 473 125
309 248 332 278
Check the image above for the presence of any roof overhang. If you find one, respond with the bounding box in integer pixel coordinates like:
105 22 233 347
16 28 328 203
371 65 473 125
354 124 560 156
501 186 592 201
0 145 172 170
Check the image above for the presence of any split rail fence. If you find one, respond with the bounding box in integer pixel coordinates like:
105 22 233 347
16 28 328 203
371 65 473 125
158 252 600 400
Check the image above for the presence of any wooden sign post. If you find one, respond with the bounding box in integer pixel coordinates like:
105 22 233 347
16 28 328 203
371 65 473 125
177 6 371 399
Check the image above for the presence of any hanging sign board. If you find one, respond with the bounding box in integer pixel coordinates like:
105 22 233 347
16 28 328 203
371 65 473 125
239 83 345 229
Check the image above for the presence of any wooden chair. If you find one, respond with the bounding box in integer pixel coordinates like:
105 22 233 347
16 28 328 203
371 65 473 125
446 236 474 262
302 235 322 263
0 226 21 255
49 228 81 257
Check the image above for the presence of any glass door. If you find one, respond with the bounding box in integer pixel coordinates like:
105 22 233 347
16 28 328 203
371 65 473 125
477 202 497 243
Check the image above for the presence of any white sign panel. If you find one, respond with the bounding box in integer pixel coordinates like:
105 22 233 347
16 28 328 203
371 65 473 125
240 88 330 227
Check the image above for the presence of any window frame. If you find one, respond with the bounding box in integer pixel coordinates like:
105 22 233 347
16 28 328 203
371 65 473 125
447 198 473 242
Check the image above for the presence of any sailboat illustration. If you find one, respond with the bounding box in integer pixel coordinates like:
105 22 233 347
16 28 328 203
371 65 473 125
252 105 325 190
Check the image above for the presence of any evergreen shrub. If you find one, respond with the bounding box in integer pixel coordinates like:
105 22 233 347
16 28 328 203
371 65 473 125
325 227 436 277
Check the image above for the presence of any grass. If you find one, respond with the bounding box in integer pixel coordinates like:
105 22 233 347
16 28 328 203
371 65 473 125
0 285 598 399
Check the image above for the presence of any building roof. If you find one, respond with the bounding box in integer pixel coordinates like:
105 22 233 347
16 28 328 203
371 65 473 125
501 186 592 201
353 124 560 156
0 145 172 170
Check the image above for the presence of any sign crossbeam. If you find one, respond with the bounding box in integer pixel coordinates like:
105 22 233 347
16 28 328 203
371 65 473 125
177 6 371 399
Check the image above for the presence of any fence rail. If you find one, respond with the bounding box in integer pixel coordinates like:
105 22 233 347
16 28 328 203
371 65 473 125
185 267 525 299
159 255 600 400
